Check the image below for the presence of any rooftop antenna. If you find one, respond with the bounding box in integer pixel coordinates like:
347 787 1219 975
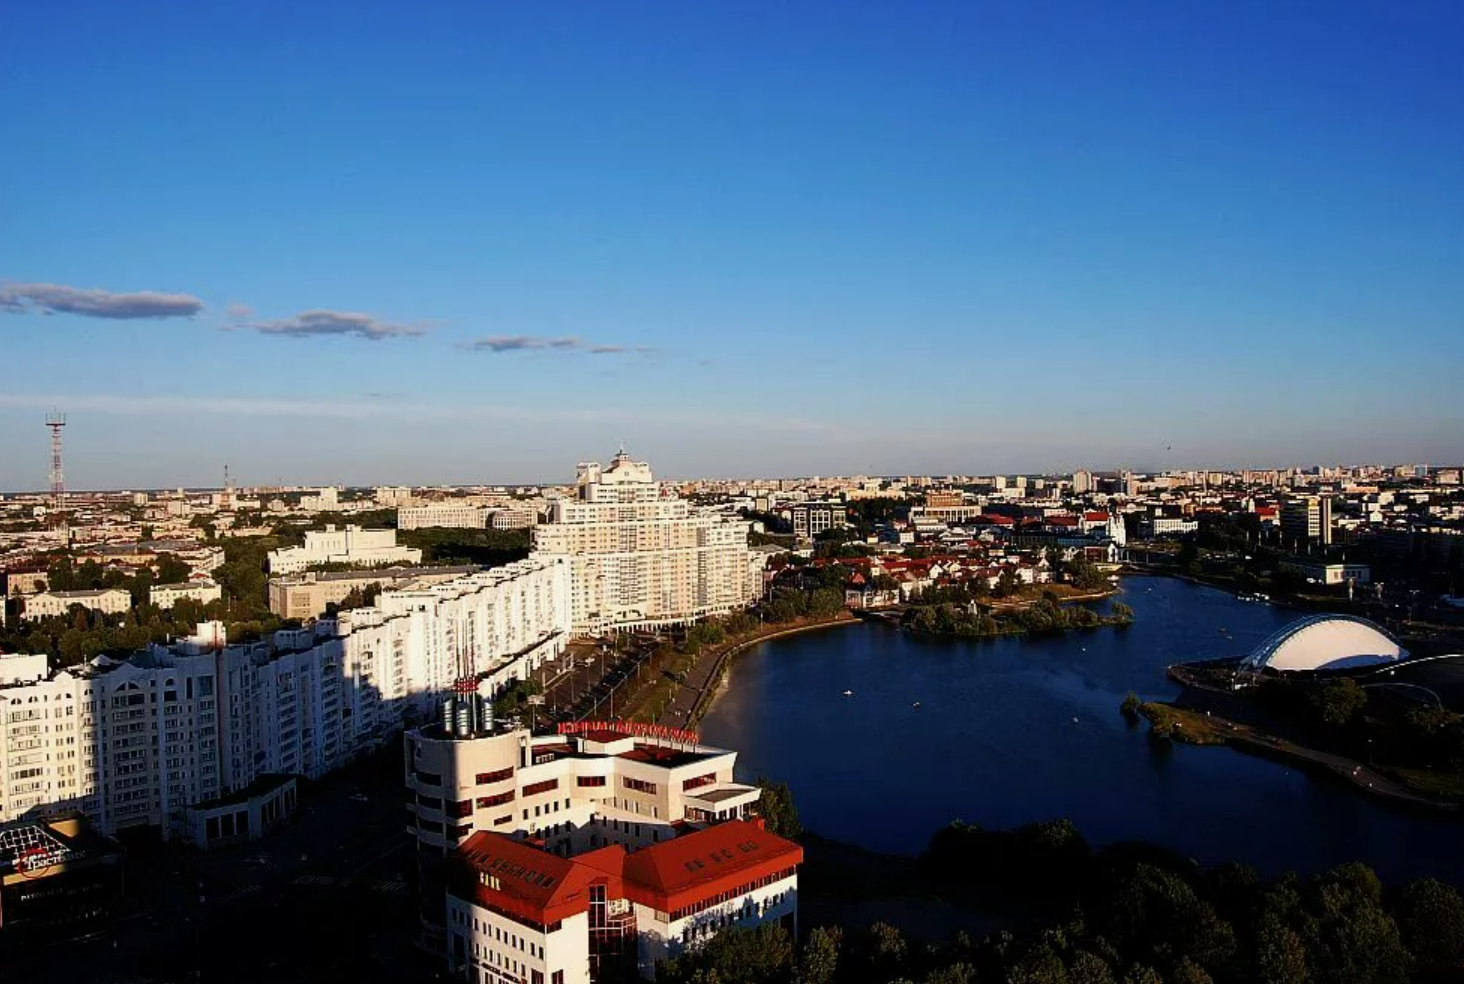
45 411 66 537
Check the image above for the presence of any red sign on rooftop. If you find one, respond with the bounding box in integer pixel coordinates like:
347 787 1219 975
558 719 700 745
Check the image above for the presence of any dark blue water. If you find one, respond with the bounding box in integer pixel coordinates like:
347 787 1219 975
701 576 1464 883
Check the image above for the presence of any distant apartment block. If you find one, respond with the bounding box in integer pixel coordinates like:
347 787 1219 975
148 580 222 610
266 525 423 574
788 501 846 538
399 503 489 530
267 565 478 620
21 589 131 622
489 505 539 529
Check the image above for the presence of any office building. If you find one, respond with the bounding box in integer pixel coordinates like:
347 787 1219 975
532 452 761 634
0 815 124 954
1071 470 1093 494
788 502 845 539
447 819 800 983
266 525 423 574
409 704 787 981
1280 496 1333 546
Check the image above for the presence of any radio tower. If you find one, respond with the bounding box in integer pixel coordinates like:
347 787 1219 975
45 411 66 536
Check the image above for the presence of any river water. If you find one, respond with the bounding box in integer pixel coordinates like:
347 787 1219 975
700 576 1462 883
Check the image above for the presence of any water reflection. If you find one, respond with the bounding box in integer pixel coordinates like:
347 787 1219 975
701 577 1463 883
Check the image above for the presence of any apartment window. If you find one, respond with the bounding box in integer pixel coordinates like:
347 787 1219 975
447 800 473 819
682 773 717 792
622 776 657 794
522 779 558 797
476 791 514 809
576 776 606 788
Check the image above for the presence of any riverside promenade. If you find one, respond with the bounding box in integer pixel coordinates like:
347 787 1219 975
655 612 859 728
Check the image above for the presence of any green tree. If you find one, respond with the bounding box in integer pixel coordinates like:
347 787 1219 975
795 926 841 984
1308 679 1367 728
1396 877 1464 970
658 924 793 984
755 779 802 840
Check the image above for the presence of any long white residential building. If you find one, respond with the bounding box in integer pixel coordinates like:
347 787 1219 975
266 525 423 574
531 451 765 634
0 558 570 840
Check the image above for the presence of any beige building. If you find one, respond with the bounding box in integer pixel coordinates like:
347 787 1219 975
21 589 131 622
398 503 489 530
267 565 478 620
148 580 223 610
266 525 423 574
531 452 762 634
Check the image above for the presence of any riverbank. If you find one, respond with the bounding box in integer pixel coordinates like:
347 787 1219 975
1134 701 1458 812
618 612 859 728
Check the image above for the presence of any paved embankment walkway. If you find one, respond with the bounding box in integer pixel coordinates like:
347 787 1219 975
656 614 859 728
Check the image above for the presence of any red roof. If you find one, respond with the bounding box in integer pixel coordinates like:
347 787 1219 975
453 820 802 924
1047 516 1078 527
455 831 613 925
1083 512 1109 522
622 820 803 912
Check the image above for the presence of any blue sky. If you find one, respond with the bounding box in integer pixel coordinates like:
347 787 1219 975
2 1 1461 489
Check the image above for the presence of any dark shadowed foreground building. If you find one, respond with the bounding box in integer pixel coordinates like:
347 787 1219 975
0 813 123 954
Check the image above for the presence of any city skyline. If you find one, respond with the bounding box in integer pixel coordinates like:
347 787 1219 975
3 2 1462 487
0 416 1456 495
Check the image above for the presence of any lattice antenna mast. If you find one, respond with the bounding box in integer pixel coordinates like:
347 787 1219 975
45 411 66 520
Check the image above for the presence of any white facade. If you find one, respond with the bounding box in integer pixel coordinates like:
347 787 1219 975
21 588 131 621
267 525 423 574
149 580 223 609
0 559 569 839
531 452 762 634
0 651 221 836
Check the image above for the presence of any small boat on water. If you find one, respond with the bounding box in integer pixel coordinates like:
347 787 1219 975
842 689 854 697
912 701 921 709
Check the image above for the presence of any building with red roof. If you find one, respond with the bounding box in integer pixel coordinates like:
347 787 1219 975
446 819 801 983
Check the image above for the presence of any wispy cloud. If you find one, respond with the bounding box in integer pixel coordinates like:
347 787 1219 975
467 335 657 356
0 281 204 319
0 392 833 433
239 309 424 341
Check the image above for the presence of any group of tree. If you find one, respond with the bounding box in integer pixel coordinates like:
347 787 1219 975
903 594 1133 640
660 816 1464 984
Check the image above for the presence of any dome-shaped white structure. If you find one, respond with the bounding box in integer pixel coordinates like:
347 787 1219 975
1241 614 1406 673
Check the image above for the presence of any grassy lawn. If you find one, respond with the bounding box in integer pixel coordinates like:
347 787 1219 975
1139 702 1231 745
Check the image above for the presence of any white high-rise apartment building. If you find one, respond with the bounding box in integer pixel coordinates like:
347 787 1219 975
0 559 569 840
267 525 423 574
531 451 762 634
0 650 221 837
